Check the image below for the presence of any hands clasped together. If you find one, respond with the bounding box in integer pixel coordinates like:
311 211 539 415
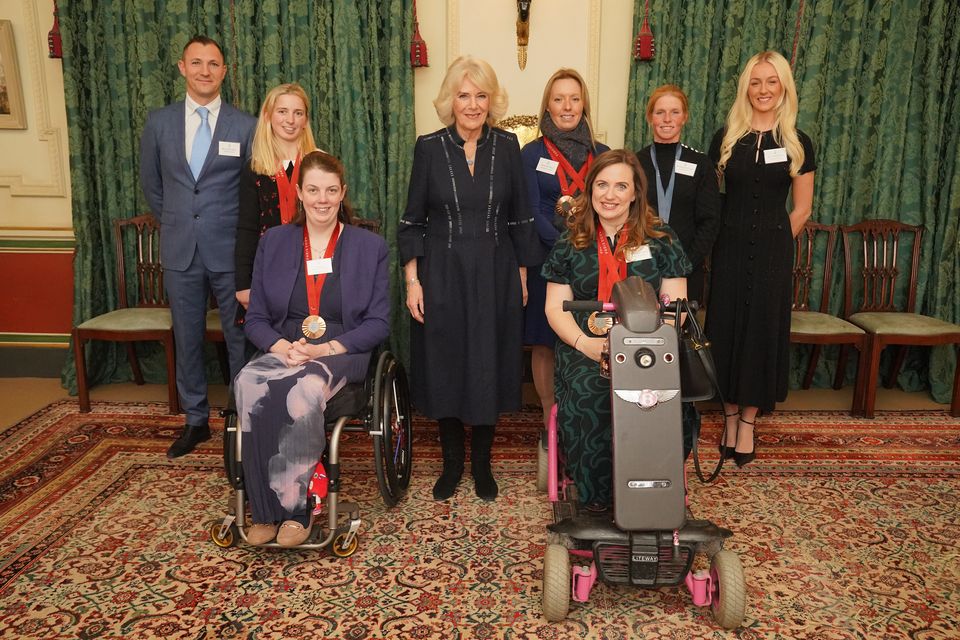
270 337 344 367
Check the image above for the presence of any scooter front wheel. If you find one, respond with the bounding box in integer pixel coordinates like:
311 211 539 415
542 543 571 622
710 549 746 629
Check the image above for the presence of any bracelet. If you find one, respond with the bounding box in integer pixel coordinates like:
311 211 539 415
328 344 336 356
573 334 583 351
407 277 420 285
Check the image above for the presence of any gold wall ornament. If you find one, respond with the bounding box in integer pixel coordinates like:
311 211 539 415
516 0 531 70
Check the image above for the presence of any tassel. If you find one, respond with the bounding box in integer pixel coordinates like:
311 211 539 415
633 0 655 61
410 0 429 67
48 0 63 59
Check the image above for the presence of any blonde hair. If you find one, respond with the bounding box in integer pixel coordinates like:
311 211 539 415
433 56 508 127
537 68 596 142
717 51 805 177
567 149 669 256
645 84 689 123
250 83 317 175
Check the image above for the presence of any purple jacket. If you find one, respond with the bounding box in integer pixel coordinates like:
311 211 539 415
244 222 390 354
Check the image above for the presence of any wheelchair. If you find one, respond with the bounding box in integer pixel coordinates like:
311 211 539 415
209 347 413 555
541 277 746 628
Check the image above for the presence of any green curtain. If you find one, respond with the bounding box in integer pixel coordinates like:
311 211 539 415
626 0 960 403
59 0 415 393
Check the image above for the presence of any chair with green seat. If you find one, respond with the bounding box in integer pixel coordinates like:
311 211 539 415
72 214 179 413
839 219 960 417
789 221 867 415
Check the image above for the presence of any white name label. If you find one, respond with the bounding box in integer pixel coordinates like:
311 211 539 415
625 245 652 263
536 157 559 174
674 159 697 176
306 258 333 275
219 141 241 157
764 147 788 164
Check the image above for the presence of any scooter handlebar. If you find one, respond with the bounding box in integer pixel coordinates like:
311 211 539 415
562 300 612 312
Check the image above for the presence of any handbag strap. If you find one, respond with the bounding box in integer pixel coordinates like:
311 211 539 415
673 298 728 484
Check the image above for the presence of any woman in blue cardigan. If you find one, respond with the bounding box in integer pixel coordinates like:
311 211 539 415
521 68 609 428
235 150 390 547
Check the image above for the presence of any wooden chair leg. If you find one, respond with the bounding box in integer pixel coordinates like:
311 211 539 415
126 342 144 385
163 333 180 415
802 344 821 389
861 336 883 419
73 330 91 413
834 344 849 390
851 343 868 417
951 343 960 418
885 345 908 389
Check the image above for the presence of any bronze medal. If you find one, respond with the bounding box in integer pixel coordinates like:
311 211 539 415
302 315 327 339
555 195 575 217
587 311 614 336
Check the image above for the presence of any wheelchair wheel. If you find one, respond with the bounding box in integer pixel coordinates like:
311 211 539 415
209 520 237 548
710 550 746 629
331 531 359 558
372 352 413 507
542 544 571 622
536 437 548 492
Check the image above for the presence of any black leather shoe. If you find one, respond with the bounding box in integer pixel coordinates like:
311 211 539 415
166 424 211 459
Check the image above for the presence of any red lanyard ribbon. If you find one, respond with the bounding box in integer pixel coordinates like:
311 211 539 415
276 156 302 224
596 228 626 302
543 138 592 196
302 222 342 315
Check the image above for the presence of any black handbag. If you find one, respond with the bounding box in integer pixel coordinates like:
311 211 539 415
676 299 719 402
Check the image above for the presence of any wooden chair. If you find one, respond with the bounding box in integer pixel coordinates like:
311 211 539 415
840 219 960 417
790 221 867 414
72 214 179 413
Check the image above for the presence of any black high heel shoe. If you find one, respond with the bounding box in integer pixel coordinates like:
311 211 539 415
718 411 738 459
734 416 756 467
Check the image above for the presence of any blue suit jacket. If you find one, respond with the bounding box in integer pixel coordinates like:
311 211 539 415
139 100 256 272
244 223 391 355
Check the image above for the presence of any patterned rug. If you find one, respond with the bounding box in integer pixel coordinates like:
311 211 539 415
1 400 958 639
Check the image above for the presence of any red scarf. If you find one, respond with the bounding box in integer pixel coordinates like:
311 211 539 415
596 227 627 302
276 156 302 224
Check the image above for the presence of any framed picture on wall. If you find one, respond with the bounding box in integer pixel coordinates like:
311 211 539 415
0 20 27 129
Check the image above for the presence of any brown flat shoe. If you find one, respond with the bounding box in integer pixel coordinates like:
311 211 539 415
276 520 312 547
246 523 278 545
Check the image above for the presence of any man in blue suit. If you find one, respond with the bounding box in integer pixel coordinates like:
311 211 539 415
140 35 256 458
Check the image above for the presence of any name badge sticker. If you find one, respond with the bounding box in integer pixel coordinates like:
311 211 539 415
675 159 697 177
625 245 653 263
536 157 559 175
764 147 788 164
219 141 241 157
306 258 333 276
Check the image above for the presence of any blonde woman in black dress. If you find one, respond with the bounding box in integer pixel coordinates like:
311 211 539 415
707 51 816 466
399 56 543 501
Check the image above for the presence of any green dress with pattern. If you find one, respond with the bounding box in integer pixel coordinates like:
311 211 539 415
542 225 692 506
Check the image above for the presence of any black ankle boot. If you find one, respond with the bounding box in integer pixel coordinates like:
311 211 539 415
471 425 498 501
433 418 465 500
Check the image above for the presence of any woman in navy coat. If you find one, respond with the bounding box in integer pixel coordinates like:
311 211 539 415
236 151 389 547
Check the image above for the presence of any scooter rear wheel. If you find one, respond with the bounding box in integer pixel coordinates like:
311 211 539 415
710 549 746 629
536 438 548 492
542 544 571 622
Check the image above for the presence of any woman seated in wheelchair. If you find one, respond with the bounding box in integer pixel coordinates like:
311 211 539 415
235 150 390 547
543 149 692 513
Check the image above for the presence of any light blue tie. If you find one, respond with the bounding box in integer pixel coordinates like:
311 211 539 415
189 106 211 180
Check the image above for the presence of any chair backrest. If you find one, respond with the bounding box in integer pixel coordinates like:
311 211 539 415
496 114 540 148
840 219 924 316
114 214 166 309
792 221 837 313
352 216 381 234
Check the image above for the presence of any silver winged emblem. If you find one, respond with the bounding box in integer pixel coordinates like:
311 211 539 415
614 389 680 410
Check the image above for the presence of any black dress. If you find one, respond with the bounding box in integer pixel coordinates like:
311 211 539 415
637 142 720 305
398 125 543 425
235 163 287 292
706 128 816 411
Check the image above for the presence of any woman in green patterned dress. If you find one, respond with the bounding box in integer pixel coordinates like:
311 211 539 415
543 149 691 510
